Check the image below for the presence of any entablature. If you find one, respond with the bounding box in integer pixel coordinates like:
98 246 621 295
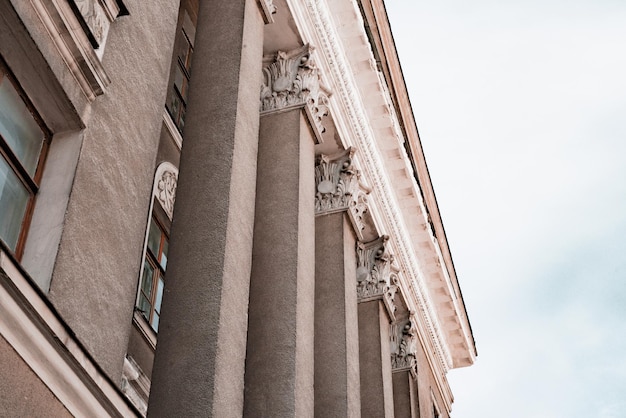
283 0 477 408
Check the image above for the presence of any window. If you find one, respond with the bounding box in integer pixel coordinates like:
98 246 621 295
165 3 197 132
136 214 169 332
0 60 50 257
133 162 177 340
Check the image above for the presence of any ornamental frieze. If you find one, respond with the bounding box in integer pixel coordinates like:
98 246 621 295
260 44 331 142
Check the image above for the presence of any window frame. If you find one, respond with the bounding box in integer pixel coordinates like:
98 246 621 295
133 162 178 340
136 207 170 333
164 6 197 133
0 58 51 259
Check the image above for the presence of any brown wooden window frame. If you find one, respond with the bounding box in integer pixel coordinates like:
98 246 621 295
136 212 169 332
165 9 196 133
0 58 51 259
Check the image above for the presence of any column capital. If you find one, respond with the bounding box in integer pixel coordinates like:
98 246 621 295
356 236 400 320
260 44 331 143
315 147 371 238
390 316 418 375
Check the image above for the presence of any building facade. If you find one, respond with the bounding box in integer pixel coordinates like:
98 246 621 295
0 0 476 416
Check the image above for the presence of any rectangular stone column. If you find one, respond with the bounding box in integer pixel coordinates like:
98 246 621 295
314 212 361 417
243 108 316 417
358 300 395 418
391 316 420 418
147 1 264 417
393 371 419 418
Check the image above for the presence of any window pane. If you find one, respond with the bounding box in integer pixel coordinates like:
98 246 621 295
173 67 188 102
155 277 164 314
160 238 168 270
138 294 151 320
0 155 29 250
151 312 160 332
179 38 192 73
147 218 161 257
141 260 154 297
0 76 44 176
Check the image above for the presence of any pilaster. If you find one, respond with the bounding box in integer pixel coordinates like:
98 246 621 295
314 149 368 417
244 44 331 418
391 316 420 418
356 236 399 418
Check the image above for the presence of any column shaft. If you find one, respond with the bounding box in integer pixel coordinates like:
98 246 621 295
147 1 264 416
244 109 316 417
315 212 361 417
393 371 420 418
358 300 395 418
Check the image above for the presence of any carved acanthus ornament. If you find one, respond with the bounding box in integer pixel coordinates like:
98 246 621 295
315 148 371 235
390 318 418 374
261 44 331 143
356 236 400 319
156 170 177 220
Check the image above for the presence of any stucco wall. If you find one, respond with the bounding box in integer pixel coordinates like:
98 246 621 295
47 0 180 382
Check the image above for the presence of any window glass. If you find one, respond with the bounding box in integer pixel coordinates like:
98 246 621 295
160 239 168 270
0 76 43 176
165 4 197 132
136 213 169 332
173 67 187 102
147 218 161 257
0 156 29 250
153 277 164 331
141 261 154 296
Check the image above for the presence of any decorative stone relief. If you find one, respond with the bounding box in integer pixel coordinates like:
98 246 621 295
315 147 371 234
74 0 110 45
258 0 277 24
156 170 177 220
390 318 418 373
356 236 399 319
260 44 331 142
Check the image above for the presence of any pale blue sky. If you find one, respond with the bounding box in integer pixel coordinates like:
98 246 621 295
386 1 626 416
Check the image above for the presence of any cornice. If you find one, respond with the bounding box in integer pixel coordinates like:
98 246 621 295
288 0 454 375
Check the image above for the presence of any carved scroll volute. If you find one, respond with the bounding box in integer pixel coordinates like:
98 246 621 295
315 148 372 239
260 44 331 143
356 236 399 320
156 170 178 220
390 316 418 374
